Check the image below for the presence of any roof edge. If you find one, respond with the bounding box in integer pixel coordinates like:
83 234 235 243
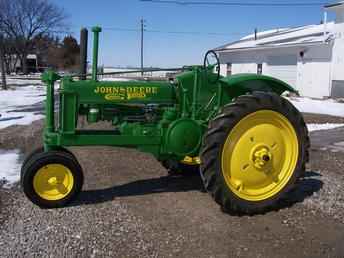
325 1 344 9
214 41 331 53
214 22 334 52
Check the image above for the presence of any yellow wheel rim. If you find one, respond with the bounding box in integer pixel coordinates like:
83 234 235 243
33 164 74 201
221 110 299 201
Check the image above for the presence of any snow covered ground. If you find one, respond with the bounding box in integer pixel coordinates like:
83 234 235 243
287 97 344 117
100 77 133 82
6 77 42 86
307 123 344 132
0 149 21 188
0 83 45 129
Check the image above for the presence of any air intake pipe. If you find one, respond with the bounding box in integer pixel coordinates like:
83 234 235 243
92 26 102 81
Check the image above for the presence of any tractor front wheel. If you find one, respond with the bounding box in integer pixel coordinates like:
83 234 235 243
200 92 309 214
21 150 84 208
20 146 77 185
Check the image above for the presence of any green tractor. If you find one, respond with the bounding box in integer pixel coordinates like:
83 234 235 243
21 27 309 214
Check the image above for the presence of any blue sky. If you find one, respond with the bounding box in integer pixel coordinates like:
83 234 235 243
51 0 335 68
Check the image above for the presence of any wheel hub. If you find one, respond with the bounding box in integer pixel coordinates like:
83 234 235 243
47 176 58 186
252 146 272 170
33 164 74 201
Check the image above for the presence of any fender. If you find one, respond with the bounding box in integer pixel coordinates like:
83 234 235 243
220 73 298 98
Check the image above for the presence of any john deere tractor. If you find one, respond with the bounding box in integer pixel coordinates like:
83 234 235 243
21 27 309 214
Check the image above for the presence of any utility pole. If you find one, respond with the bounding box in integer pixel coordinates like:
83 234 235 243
140 18 146 76
0 34 7 90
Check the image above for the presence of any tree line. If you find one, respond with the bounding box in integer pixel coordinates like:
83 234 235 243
0 0 80 89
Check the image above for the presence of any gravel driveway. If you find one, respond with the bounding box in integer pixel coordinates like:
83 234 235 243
0 114 344 258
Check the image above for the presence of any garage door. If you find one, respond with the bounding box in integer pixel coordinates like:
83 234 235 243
267 55 297 88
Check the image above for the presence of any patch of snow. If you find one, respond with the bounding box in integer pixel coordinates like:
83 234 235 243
0 113 44 130
0 85 44 109
100 77 133 82
0 149 21 188
0 82 45 129
287 97 344 117
7 77 42 86
307 123 344 132
103 68 138 73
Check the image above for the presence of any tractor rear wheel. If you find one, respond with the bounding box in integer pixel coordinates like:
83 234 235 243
200 92 309 214
21 150 84 208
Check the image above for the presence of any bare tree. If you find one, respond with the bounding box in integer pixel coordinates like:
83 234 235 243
0 0 67 74
0 35 7 90
1 36 19 74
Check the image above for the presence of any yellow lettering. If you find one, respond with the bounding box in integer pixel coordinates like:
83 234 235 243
95 85 158 99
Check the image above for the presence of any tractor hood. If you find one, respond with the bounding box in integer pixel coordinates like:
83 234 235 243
61 79 177 104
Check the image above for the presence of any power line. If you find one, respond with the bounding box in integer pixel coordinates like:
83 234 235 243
146 29 246 36
74 24 250 36
140 0 327 7
86 26 248 36
102 27 139 32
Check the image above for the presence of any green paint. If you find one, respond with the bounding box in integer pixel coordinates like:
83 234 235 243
41 26 297 161
92 26 102 81
165 118 203 156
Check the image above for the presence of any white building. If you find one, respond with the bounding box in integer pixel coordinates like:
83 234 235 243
215 1 344 98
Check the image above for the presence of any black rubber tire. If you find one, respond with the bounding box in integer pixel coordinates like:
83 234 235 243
21 150 84 208
162 160 200 176
200 91 309 215
20 146 77 185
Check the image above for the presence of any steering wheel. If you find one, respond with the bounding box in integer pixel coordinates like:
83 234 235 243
203 50 220 84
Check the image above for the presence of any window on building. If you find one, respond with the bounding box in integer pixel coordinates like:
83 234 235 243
226 63 232 76
257 63 263 75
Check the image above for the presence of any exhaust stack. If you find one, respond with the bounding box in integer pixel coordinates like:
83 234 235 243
79 28 88 80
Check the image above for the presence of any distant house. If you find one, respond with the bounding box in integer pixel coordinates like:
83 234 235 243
9 54 39 73
215 1 344 99
26 54 39 73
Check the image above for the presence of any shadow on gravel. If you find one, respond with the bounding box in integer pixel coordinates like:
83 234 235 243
71 173 205 207
278 171 323 209
71 171 323 210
